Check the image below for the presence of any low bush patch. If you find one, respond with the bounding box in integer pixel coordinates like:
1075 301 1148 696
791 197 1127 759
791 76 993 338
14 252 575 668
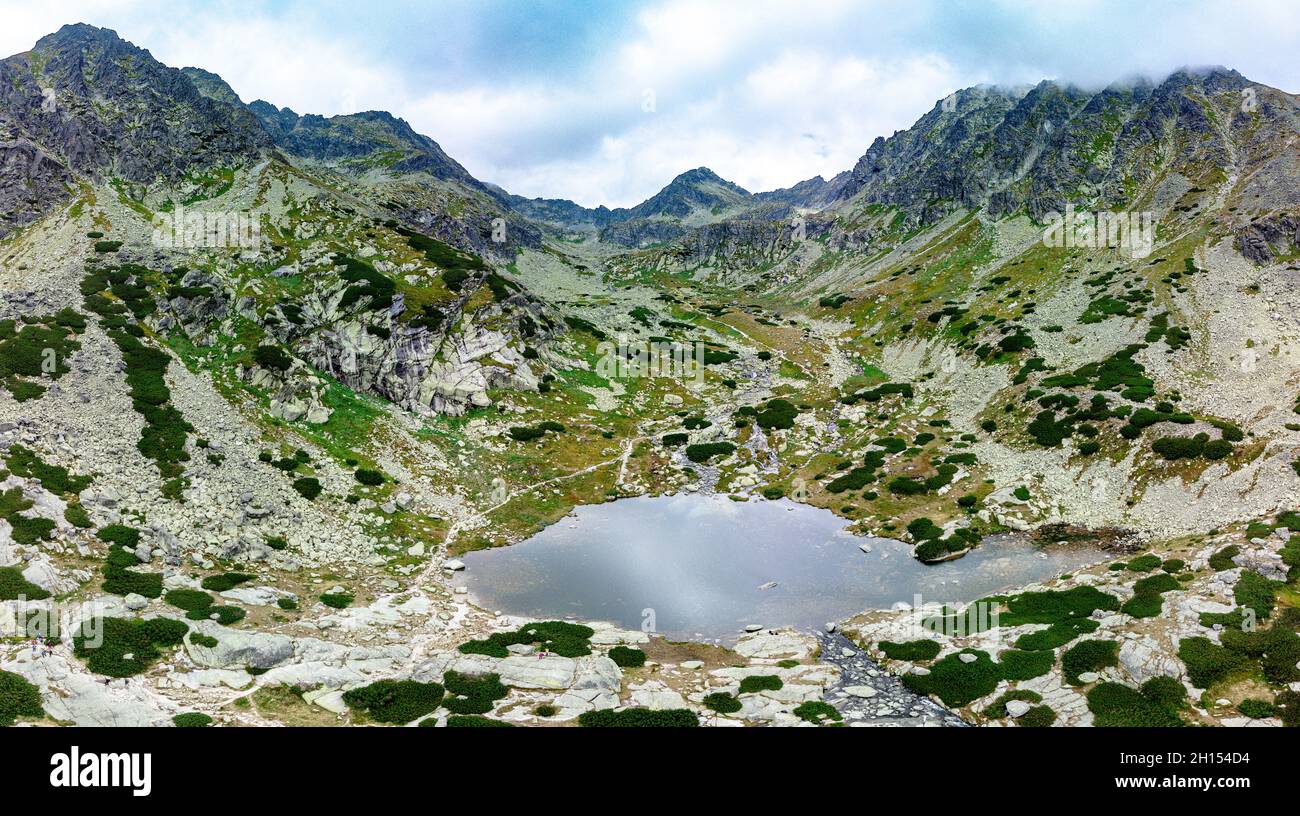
738 675 783 694
0 670 44 726
343 679 445 724
793 701 842 724
578 708 699 727
608 646 646 668
1062 639 1119 685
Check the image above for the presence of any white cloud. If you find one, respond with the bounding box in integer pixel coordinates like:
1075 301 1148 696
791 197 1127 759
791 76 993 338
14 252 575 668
1 0 1296 208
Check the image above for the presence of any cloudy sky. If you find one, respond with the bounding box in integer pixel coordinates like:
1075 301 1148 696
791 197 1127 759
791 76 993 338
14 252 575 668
2 0 1297 207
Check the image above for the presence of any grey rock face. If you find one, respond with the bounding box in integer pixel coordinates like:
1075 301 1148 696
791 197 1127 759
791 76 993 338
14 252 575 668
0 23 271 235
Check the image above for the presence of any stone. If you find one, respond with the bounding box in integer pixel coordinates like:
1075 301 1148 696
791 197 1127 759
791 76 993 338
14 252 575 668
958 652 977 663
679 660 704 670
186 622 295 669
497 655 577 689
443 559 466 571
1077 671 1100 683
1006 700 1033 718
844 685 878 699
1119 637 1185 684
123 593 148 611
629 681 686 710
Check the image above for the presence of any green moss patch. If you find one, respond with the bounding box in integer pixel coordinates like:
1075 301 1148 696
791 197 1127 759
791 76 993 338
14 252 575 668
1061 639 1119 685
878 639 941 662
0 670 44 726
458 620 594 658
738 675 783 695
578 708 699 727
609 646 647 667
0 566 51 601
1087 680 1185 727
793 700 843 725
343 679 445 724
73 617 188 677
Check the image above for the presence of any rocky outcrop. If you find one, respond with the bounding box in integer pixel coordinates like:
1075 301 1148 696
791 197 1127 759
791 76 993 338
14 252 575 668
0 24 272 235
1237 213 1300 263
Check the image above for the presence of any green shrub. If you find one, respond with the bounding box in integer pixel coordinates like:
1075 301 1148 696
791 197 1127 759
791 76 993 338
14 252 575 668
201 573 253 592
754 399 799 430
1126 554 1162 572
578 708 699 727
277 598 299 611
96 523 141 548
1178 637 1250 688
886 476 927 496
172 712 213 728
1018 705 1057 727
1087 682 1184 727
685 442 736 464
1208 545 1240 571
101 559 162 599
441 671 508 715
1237 699 1276 719
1121 593 1164 618
458 620 594 658
354 468 385 485
793 700 842 724
1061 639 1119 685
1280 690 1300 727
252 345 292 371
0 566 51 601
998 649 1055 681
983 689 1042 718
164 589 214 612
1234 571 1276 620
0 670 44 726
344 679 445 724
63 502 93 528
189 633 218 648
73 617 188 677
291 477 322 500
1139 676 1188 709
186 605 245 625
703 692 742 714
508 426 546 442
1014 618 1099 651
5 445 92 495
902 650 1001 707
445 715 514 727
738 675 783 695
1220 625 1300 684
534 704 557 718
999 586 1119 625
608 646 646 668
320 593 354 609
878 639 941 662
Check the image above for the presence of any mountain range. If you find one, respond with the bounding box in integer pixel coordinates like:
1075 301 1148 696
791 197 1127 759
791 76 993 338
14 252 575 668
0 22 1298 729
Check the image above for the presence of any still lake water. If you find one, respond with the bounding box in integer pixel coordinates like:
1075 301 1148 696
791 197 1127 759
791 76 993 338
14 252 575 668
458 494 1108 641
